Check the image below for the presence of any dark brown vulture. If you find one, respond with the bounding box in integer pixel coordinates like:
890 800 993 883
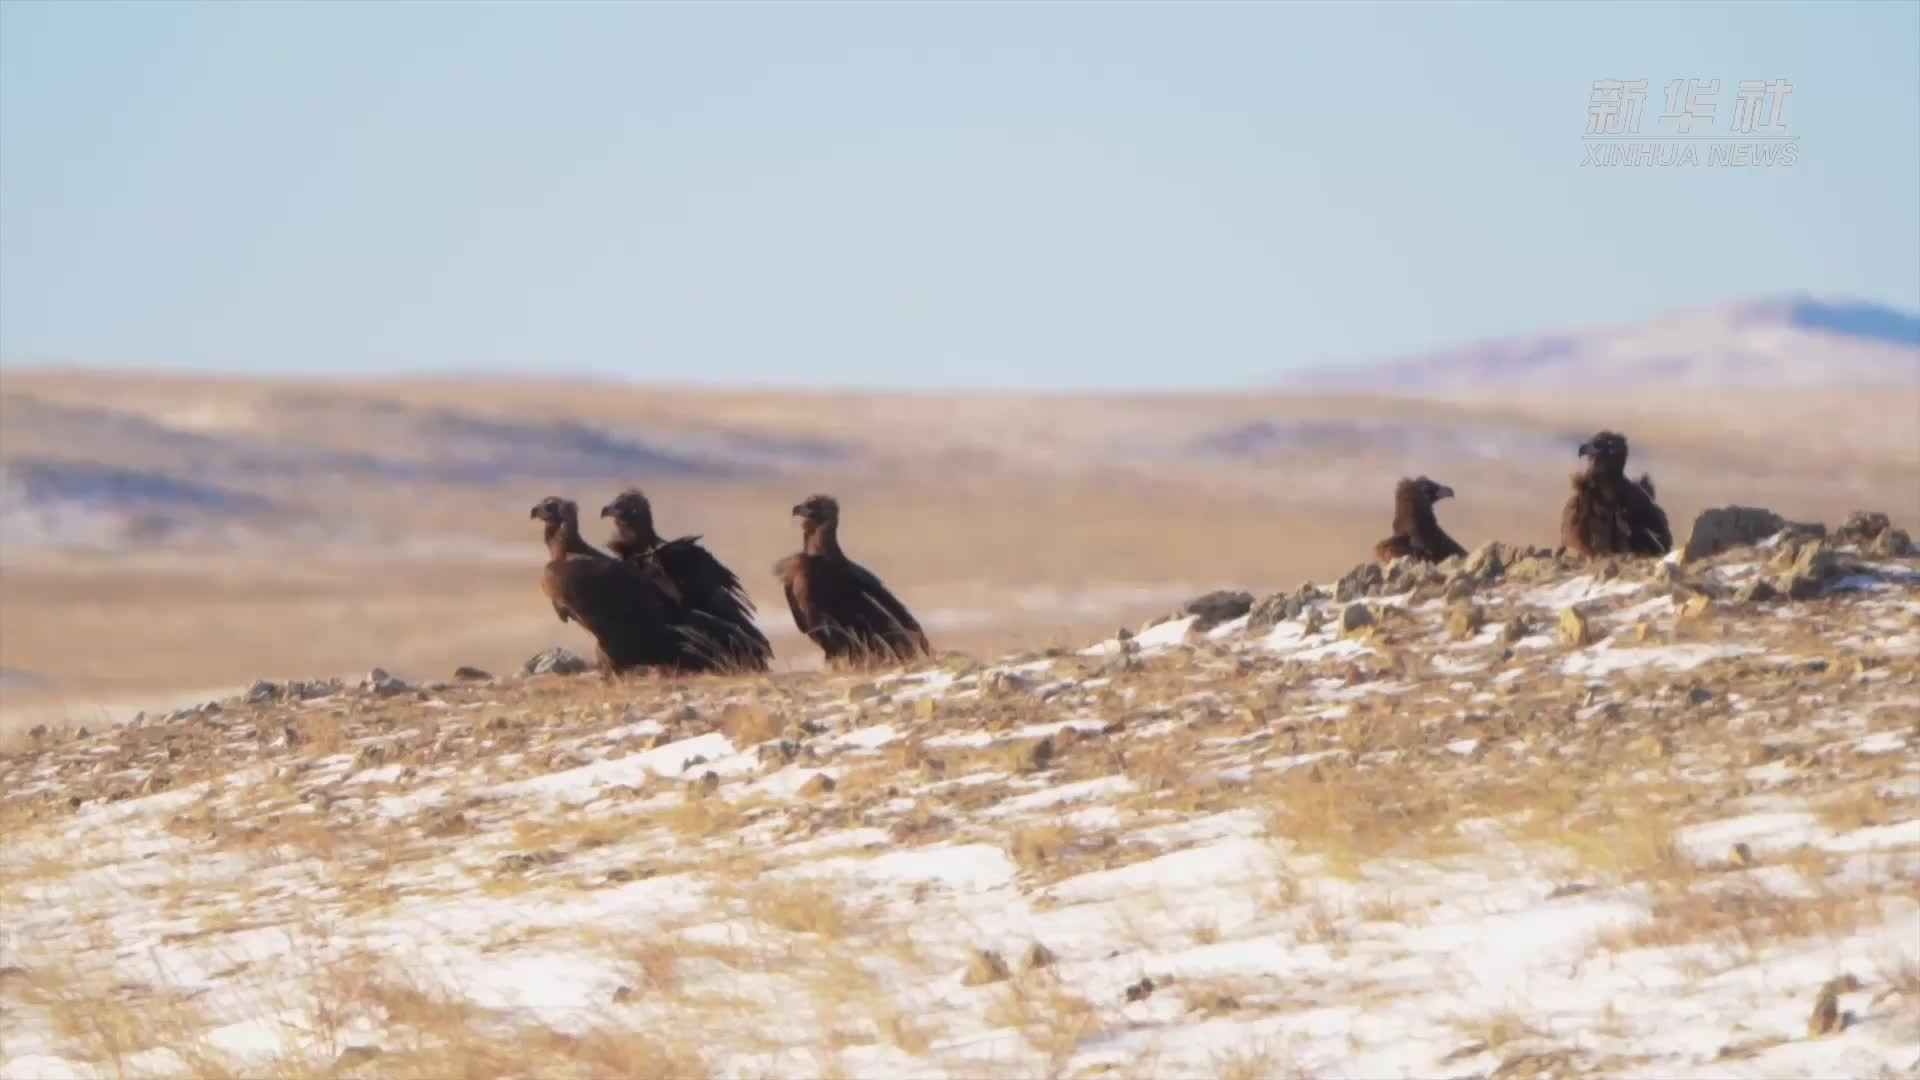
529 495 699 677
775 494 931 667
1559 430 1674 557
1372 476 1468 564
600 488 773 673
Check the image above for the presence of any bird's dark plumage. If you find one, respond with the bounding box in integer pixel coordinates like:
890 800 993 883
1559 431 1673 557
1373 476 1468 564
775 494 930 668
530 496 698 677
601 488 773 673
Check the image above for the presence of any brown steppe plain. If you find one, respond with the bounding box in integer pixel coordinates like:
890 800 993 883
2 370 1915 734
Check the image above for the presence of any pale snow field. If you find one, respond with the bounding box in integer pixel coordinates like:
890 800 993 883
4 547 1920 1078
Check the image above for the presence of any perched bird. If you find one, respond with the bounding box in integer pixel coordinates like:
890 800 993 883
529 495 696 677
775 494 930 667
601 488 772 673
1372 476 1468 564
1560 430 1673 557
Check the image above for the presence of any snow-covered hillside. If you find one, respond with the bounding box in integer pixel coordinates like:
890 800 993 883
3 521 1918 1078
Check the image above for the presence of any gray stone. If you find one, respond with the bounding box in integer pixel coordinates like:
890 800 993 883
1466 542 1507 582
1869 528 1914 558
1680 506 1824 562
523 647 590 677
1334 562 1384 603
365 668 412 697
1181 590 1254 632
1557 607 1592 648
1733 578 1780 605
1835 511 1893 546
1248 584 1320 631
244 680 279 705
1339 603 1374 637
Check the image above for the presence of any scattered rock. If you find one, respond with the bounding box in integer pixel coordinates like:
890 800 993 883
497 850 564 873
1022 942 1057 972
757 740 807 768
523 648 589 677
1443 572 1479 602
1466 542 1508 582
1835 511 1893 547
244 680 279 705
1506 555 1556 583
1733 578 1780 605
1024 737 1055 772
285 678 343 701
1807 974 1862 1037
1334 562 1384 603
962 949 1011 986
1301 606 1326 635
1503 616 1532 644
1680 595 1713 621
797 773 837 799
1870 528 1914 558
1444 604 1484 641
1681 506 1817 562
1181 590 1253 632
1339 603 1374 638
1687 686 1714 706
985 671 1028 695
364 669 411 697
612 985 636 1004
1125 976 1157 1002
1557 607 1592 648
452 666 492 681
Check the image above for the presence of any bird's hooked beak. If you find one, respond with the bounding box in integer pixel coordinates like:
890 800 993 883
1432 484 1456 501
791 503 810 519
599 503 614 519
529 504 544 519
1576 441 1594 459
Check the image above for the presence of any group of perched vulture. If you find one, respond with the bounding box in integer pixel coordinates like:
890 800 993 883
532 428 1671 678
532 489 930 676
1373 428 1673 566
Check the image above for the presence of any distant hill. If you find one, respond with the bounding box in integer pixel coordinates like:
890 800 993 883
1289 295 1920 393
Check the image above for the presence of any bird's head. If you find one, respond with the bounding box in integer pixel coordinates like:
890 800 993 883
600 488 654 529
792 493 840 527
529 495 578 527
1576 430 1630 470
1411 475 1455 503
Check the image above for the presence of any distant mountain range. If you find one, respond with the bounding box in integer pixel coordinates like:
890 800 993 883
1288 294 1920 393
1 292 1913 554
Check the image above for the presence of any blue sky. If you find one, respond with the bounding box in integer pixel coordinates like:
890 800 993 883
2 0 1915 390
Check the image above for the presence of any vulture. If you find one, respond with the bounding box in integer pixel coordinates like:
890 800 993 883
600 488 773 673
1559 430 1674 557
1372 476 1468 564
529 495 701 677
775 494 931 667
